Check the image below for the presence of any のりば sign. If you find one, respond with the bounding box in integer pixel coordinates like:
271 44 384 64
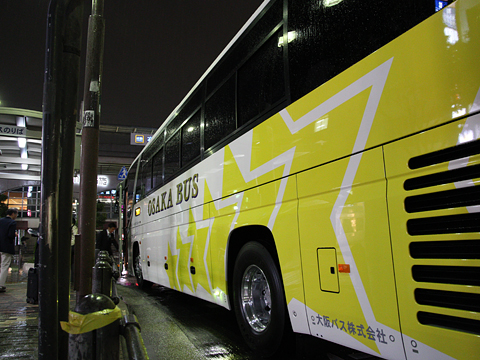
0 125 26 136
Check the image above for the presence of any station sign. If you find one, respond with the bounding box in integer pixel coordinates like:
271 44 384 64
130 133 153 146
0 124 26 137
73 175 109 187
72 174 120 198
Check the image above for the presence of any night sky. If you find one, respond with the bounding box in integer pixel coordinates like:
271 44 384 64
0 0 264 128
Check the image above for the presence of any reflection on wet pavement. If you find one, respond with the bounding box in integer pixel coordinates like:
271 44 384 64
0 262 38 360
116 281 264 360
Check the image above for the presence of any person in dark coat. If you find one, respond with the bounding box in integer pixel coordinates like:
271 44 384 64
95 222 118 256
0 208 18 292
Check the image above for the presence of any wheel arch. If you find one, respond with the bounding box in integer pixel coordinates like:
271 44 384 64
227 225 295 356
226 225 282 301
132 240 140 258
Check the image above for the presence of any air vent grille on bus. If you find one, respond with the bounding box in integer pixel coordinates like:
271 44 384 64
417 312 480 336
408 137 480 169
410 240 480 259
412 265 480 286
405 185 480 213
407 213 480 235
415 289 480 312
403 139 480 335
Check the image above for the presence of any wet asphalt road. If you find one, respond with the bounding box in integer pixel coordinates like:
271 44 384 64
115 279 381 360
116 280 261 360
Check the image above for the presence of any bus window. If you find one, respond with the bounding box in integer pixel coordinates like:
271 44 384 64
181 110 201 166
135 167 142 203
206 0 283 95
167 87 203 140
152 147 163 189
287 0 435 103
164 131 180 181
237 29 285 127
141 160 152 196
204 76 236 151
126 162 137 196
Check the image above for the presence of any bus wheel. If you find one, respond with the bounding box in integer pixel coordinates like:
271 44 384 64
232 241 287 357
133 248 148 288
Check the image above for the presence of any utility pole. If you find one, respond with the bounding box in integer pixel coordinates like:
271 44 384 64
39 1 84 359
78 0 106 301
57 2 85 355
118 183 124 272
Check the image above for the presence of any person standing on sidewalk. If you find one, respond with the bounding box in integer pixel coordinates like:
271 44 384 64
0 208 18 293
71 216 78 282
95 222 118 256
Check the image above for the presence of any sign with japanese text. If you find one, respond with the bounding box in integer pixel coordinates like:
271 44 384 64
130 133 153 146
0 125 26 137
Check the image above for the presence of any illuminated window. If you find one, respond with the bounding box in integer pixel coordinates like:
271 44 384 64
1 186 41 218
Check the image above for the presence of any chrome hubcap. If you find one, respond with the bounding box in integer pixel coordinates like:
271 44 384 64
241 265 271 333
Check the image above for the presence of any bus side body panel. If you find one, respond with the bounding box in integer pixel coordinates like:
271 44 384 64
384 116 480 360
297 148 405 359
132 164 211 294
208 148 302 310
133 134 304 310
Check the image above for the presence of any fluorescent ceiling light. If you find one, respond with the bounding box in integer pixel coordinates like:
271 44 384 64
18 137 26 148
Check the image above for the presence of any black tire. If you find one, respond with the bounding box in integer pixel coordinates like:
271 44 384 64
133 246 150 289
232 241 289 357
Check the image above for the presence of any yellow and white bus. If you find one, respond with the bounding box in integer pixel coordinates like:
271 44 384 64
123 0 480 358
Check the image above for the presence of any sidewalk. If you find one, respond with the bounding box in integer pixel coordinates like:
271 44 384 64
0 263 133 360
0 264 38 360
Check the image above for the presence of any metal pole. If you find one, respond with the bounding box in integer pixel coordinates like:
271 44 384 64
127 160 141 275
39 1 64 358
92 251 112 296
118 183 123 272
68 294 120 360
78 0 106 301
40 1 85 358
122 184 129 275
57 1 85 356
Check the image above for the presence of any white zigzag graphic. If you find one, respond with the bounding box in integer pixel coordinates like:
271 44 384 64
174 229 195 293
228 132 296 230
280 58 393 143
204 132 296 303
281 58 406 358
